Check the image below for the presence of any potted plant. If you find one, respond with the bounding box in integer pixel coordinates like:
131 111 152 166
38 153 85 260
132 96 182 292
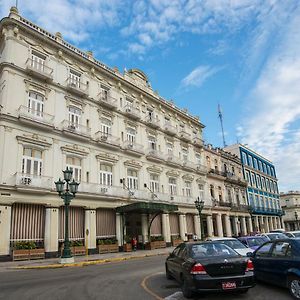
12 241 45 261
123 235 132 252
97 238 119 254
171 235 183 247
146 236 166 250
70 240 86 256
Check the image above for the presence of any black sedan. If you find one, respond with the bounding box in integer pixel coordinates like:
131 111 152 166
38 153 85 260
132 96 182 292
250 238 300 299
165 241 255 298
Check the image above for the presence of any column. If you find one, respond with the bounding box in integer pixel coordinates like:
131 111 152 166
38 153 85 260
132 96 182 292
247 216 253 234
194 214 201 240
254 216 260 232
241 216 247 236
179 214 187 241
272 217 276 230
233 216 239 236
269 217 274 231
259 216 265 233
85 209 96 253
264 216 270 233
116 213 123 247
44 207 59 257
276 217 281 229
141 214 148 244
280 217 285 229
224 214 232 237
162 213 171 246
0 205 11 256
206 215 214 237
216 214 223 237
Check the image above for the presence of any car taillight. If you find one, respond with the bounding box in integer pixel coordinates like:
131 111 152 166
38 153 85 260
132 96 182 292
190 263 207 275
246 260 254 272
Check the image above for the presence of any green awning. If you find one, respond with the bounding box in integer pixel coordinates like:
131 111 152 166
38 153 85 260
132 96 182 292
116 202 178 214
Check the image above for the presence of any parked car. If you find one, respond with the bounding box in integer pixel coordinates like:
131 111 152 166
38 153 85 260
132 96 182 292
256 232 289 241
286 231 300 238
165 242 255 298
206 237 254 256
238 236 268 250
250 238 300 299
270 229 286 233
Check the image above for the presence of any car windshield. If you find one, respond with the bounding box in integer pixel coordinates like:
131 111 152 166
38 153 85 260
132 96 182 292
267 233 287 240
190 243 239 258
247 237 266 247
219 239 247 249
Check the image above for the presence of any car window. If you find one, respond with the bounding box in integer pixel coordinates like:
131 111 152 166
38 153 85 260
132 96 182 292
220 239 247 249
190 243 239 258
271 242 291 258
173 244 182 256
247 237 266 247
255 242 273 257
177 244 186 258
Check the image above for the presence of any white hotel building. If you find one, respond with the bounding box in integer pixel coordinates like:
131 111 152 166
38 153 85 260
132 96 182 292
0 7 214 259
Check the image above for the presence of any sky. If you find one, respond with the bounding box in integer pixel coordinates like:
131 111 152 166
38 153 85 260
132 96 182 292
1 0 300 192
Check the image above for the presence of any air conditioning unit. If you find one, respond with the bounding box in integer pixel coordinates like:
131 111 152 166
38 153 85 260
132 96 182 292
21 176 32 185
100 187 108 193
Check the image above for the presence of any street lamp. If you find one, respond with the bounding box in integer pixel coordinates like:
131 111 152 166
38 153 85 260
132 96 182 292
54 167 80 264
295 211 299 230
195 197 205 240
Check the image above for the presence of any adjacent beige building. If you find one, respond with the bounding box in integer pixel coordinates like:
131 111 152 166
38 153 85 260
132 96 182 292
280 191 300 231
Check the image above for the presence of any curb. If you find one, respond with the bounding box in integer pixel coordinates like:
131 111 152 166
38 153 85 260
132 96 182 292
12 252 168 270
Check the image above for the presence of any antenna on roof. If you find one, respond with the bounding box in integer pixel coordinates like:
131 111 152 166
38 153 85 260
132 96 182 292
218 104 227 148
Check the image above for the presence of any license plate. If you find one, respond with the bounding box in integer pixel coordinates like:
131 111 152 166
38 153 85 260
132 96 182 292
222 282 236 290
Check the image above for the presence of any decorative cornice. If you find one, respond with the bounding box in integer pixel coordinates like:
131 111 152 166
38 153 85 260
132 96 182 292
61 144 89 156
182 174 194 181
65 95 86 108
124 159 143 169
96 152 118 164
166 170 180 177
16 134 52 148
146 165 163 174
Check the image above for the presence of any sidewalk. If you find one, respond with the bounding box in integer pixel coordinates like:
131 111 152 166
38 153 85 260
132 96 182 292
0 247 174 271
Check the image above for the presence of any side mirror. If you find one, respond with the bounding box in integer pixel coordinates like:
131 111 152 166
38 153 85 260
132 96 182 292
247 252 254 258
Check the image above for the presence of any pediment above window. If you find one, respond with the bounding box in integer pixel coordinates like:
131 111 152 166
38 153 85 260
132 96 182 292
96 152 118 164
61 144 89 156
182 174 194 181
16 134 51 149
24 79 51 98
124 159 142 169
146 165 163 174
65 95 85 108
166 170 180 177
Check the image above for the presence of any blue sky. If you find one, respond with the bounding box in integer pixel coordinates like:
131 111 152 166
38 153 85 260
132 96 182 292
1 0 300 191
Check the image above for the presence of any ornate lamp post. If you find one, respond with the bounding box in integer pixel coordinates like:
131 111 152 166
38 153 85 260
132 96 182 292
55 167 79 264
194 197 205 240
295 211 299 230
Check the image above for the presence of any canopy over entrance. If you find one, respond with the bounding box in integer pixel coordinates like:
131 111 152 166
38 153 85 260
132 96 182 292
116 202 178 214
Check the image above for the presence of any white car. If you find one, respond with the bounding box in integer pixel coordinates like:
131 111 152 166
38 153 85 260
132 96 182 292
256 232 289 241
206 237 254 256
285 231 300 238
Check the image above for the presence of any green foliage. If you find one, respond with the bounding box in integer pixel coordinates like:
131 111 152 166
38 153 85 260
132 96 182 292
171 235 181 241
124 235 132 243
150 236 164 242
70 240 84 247
15 241 37 250
97 238 118 245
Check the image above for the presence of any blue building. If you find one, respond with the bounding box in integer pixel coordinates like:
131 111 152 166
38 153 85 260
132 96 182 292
225 144 284 232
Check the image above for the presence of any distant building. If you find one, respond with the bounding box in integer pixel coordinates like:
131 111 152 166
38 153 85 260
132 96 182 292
225 144 283 232
280 191 300 231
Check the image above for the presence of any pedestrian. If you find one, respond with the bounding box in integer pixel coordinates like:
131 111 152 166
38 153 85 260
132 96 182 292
131 236 137 251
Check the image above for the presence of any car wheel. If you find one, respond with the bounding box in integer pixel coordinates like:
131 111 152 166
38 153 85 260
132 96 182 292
289 276 300 299
165 265 173 280
181 277 193 299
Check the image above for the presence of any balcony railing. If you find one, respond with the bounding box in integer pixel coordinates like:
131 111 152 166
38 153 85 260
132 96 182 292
209 168 225 177
18 106 54 127
95 131 120 148
193 137 204 147
250 206 283 215
165 154 182 166
78 182 127 197
123 140 144 155
66 77 88 96
146 148 165 162
61 120 91 138
14 173 53 190
164 123 177 136
25 58 53 81
98 92 118 110
179 129 191 142
182 159 195 170
144 116 160 128
122 105 141 119
195 163 207 174
224 172 248 186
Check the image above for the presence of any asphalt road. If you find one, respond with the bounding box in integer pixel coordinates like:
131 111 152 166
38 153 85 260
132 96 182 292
0 255 293 300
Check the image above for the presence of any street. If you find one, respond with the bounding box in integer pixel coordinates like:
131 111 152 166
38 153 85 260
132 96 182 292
0 255 292 300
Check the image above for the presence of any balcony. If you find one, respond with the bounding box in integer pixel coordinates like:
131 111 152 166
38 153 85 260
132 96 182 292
208 168 226 179
66 77 88 96
146 148 165 163
195 163 207 175
78 182 127 198
231 204 250 212
163 123 177 136
97 92 118 110
165 154 182 167
224 172 248 186
18 106 54 130
61 120 91 140
25 58 53 82
144 116 160 129
121 105 141 120
250 206 283 215
182 159 195 171
14 173 53 191
95 131 120 150
193 137 204 148
179 129 191 142
123 141 144 156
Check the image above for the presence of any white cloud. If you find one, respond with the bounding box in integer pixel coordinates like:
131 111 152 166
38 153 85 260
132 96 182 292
181 65 223 88
240 3 300 191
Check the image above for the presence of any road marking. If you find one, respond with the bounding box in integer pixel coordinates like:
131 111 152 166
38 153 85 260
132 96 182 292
141 272 164 300
164 291 183 300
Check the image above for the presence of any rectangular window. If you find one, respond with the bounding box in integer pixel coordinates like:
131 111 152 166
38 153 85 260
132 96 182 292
251 172 256 187
261 177 266 190
255 195 259 207
248 155 253 167
242 152 248 165
245 170 251 184
166 142 173 155
198 184 204 200
263 163 267 173
182 147 188 161
183 181 192 197
260 196 263 208
126 127 136 144
266 178 270 191
256 175 261 189
249 193 254 206
195 153 201 165
69 106 81 128
101 117 112 135
28 91 44 117
253 158 258 169
22 148 42 176
148 136 157 150
69 70 81 88
66 156 81 181
150 174 159 193
99 164 112 186
127 169 138 190
258 160 262 171
267 165 271 175
169 178 177 195
31 51 46 71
